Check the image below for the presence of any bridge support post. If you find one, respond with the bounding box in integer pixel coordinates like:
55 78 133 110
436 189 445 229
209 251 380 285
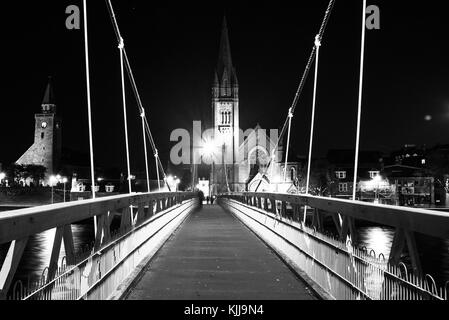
389 228 422 277
281 201 287 219
331 213 342 237
48 226 64 282
0 238 28 300
63 225 76 265
136 204 146 226
263 197 269 211
340 216 357 244
270 198 277 215
312 209 324 232
119 207 132 234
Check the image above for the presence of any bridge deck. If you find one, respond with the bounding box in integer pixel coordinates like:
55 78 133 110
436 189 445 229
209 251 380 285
125 204 317 300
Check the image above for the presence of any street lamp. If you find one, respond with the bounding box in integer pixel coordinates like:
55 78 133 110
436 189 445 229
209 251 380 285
62 177 68 202
372 175 382 204
175 178 181 192
49 175 58 204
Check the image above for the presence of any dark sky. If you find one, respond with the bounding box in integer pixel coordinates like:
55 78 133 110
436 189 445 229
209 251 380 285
1 1 448 177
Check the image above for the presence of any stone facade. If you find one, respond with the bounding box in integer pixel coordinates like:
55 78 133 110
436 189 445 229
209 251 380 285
209 18 297 194
16 79 62 182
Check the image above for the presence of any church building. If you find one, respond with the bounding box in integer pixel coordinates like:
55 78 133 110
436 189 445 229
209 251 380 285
16 78 62 183
209 18 299 194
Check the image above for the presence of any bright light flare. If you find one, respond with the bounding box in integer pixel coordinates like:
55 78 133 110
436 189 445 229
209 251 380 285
166 175 174 184
202 140 216 157
49 175 58 186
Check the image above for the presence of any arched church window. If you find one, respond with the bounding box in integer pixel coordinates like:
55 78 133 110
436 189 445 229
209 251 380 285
291 167 296 182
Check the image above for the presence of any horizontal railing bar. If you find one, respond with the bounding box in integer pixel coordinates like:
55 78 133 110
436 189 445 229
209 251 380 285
225 200 372 300
21 200 195 300
224 196 446 300
0 192 195 244
80 200 196 300
229 193 449 239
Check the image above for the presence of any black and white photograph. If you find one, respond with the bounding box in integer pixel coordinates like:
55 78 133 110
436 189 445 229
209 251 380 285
0 0 448 308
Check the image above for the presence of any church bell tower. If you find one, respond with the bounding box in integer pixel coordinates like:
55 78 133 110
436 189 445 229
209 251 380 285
16 77 62 182
211 17 239 194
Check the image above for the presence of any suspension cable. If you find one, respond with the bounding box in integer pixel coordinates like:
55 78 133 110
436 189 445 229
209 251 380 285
118 38 132 194
353 0 367 201
255 0 336 192
105 0 170 191
82 0 98 235
303 35 322 223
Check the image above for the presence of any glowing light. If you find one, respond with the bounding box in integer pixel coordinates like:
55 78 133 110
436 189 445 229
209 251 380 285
424 115 432 121
0 172 5 180
49 175 58 186
202 140 216 157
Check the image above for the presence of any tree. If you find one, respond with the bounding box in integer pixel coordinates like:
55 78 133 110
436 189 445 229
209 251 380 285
24 165 47 185
296 165 331 196
4 163 47 186
5 164 25 185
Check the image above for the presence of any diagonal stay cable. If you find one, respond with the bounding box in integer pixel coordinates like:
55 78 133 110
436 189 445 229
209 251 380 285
255 0 336 192
105 0 170 190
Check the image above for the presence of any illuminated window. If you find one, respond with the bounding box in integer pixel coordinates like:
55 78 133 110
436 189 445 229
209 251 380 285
339 183 348 192
336 171 346 179
369 171 380 179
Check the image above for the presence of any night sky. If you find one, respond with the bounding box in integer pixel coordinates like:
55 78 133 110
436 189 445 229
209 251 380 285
1 1 448 177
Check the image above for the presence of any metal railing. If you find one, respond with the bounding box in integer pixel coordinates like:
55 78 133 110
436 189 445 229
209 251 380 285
0 192 198 300
220 192 449 300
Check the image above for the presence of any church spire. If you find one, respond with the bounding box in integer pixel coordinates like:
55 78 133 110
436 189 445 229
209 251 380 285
217 16 233 78
41 76 56 113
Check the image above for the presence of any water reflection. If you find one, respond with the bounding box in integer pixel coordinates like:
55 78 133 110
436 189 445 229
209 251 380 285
13 222 95 284
357 226 395 260
356 225 449 287
1 207 448 292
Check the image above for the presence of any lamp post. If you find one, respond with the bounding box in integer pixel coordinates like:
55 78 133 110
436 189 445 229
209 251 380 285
62 177 68 202
49 175 58 204
372 175 382 204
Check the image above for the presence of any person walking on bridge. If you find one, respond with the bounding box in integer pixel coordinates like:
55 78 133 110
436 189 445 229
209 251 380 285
198 190 205 209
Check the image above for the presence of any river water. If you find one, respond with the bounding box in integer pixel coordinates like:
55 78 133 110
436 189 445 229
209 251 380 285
1 206 448 292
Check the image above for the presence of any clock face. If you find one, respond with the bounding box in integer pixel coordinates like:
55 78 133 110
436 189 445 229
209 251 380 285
41 122 47 129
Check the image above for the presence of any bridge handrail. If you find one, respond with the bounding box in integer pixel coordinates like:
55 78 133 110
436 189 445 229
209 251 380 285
0 192 196 244
222 192 449 240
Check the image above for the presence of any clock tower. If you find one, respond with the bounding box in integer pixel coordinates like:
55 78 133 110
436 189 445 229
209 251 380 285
16 78 62 181
211 17 239 194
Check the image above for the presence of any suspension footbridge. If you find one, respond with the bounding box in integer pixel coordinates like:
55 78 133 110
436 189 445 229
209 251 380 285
0 0 448 301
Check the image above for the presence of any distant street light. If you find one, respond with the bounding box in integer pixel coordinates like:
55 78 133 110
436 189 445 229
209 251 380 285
49 175 58 204
62 177 68 202
372 175 382 204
